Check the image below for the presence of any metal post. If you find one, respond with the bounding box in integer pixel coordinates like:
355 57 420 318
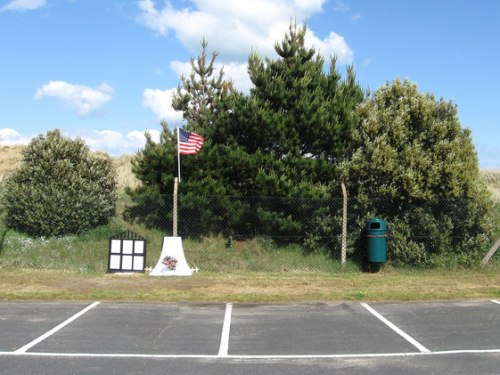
173 177 178 237
177 127 181 183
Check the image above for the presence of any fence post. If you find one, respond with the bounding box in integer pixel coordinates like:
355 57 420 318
173 177 178 237
341 182 347 267
480 237 500 266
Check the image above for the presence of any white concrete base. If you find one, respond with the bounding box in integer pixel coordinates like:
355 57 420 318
150 237 193 276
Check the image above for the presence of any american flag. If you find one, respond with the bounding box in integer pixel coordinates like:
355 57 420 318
178 128 204 155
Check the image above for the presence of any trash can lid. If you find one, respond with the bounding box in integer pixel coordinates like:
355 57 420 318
366 218 387 231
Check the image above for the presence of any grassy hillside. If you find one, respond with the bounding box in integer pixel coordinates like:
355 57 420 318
0 145 139 190
481 170 500 201
112 154 140 190
1 145 499 198
0 145 24 184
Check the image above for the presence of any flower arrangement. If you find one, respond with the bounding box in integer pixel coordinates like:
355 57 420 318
162 256 178 271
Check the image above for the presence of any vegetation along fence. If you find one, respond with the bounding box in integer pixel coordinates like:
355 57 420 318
1 192 498 273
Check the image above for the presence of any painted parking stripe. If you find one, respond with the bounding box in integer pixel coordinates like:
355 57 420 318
2 348 500 359
361 303 431 353
218 303 233 357
13 301 100 354
491 300 500 305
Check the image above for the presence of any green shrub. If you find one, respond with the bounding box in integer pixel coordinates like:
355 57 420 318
3 130 117 237
341 80 495 266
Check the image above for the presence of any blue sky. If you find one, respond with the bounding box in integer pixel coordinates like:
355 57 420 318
1 0 499 169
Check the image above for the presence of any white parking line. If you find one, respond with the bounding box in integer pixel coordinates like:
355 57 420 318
218 303 233 357
13 301 100 354
2 348 500 359
361 303 431 353
491 300 500 305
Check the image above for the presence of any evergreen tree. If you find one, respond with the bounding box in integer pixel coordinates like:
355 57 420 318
129 120 176 195
246 23 364 162
171 38 235 133
202 22 364 197
129 24 364 243
125 122 177 229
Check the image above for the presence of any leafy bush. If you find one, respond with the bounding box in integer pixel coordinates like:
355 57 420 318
341 80 495 265
3 130 117 237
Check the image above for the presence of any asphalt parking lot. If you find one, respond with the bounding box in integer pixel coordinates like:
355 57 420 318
0 300 499 374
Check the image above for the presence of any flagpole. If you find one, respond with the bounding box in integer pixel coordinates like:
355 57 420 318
177 127 181 183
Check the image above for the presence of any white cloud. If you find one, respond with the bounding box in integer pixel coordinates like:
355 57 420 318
0 127 162 156
35 81 114 116
333 0 350 12
222 62 253 93
81 129 161 155
305 29 353 65
170 60 192 78
362 57 373 67
142 88 183 123
137 0 353 64
1 0 46 11
351 12 362 23
83 130 131 150
127 129 160 145
0 128 32 145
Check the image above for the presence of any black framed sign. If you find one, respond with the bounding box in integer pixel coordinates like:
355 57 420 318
108 231 147 273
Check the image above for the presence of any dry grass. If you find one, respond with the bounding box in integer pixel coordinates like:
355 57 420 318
0 145 139 190
481 170 500 201
0 145 24 183
113 154 140 191
0 268 499 302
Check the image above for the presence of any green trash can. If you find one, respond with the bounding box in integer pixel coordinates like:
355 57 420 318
366 218 387 263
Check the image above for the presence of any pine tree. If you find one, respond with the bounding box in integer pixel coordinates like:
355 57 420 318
171 38 235 133
129 25 364 243
129 120 176 195
237 22 364 194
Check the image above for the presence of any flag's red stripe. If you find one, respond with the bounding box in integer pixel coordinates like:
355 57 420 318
179 129 204 155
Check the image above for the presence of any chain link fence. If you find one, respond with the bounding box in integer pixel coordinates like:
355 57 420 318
125 194 499 267
1 193 498 273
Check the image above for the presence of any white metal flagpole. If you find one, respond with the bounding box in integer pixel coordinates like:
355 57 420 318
173 177 178 237
177 127 181 183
